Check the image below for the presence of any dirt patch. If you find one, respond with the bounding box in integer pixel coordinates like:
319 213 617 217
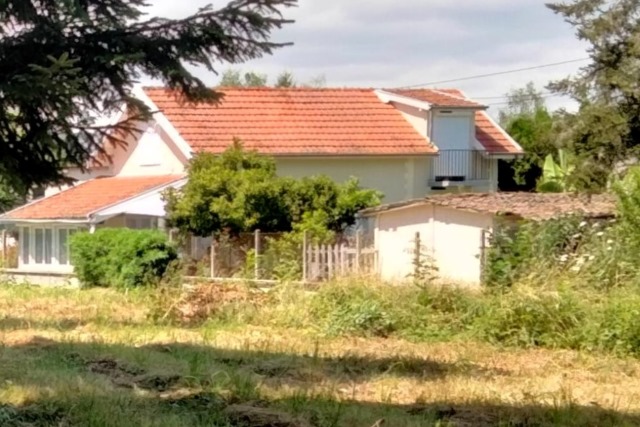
86 357 181 392
223 404 314 427
164 391 226 412
0 403 69 427
163 283 268 325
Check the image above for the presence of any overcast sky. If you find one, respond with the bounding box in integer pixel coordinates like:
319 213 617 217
145 0 588 114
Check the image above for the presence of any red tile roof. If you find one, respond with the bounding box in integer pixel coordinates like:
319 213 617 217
386 88 484 108
144 87 437 156
3 175 184 220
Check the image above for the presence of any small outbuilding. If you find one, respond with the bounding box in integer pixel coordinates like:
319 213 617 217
359 192 616 286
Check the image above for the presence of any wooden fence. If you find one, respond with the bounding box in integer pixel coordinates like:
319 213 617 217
173 229 378 283
303 234 377 282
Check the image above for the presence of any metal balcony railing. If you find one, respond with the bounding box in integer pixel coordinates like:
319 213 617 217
431 150 492 182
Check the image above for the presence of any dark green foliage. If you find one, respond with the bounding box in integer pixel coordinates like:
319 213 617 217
473 290 585 348
498 83 558 189
546 0 640 190
165 143 381 237
0 0 296 192
70 228 177 288
483 217 583 288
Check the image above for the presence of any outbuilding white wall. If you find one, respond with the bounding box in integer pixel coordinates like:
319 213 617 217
374 204 493 286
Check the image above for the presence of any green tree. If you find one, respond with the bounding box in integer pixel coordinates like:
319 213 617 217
164 143 381 237
0 181 21 213
547 0 640 190
275 71 296 88
219 69 269 87
219 69 327 88
0 0 295 192
498 83 557 190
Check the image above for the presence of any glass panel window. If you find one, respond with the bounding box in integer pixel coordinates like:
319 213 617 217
44 229 53 264
22 228 30 265
58 229 68 265
34 229 44 264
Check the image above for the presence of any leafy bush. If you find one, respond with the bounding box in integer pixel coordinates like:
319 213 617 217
484 216 584 288
580 291 640 355
70 228 178 288
473 288 585 348
165 143 381 237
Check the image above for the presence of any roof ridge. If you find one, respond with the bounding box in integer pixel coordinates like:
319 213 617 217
142 86 378 92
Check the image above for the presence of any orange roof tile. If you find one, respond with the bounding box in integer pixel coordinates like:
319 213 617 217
386 88 485 108
143 87 437 156
3 175 184 220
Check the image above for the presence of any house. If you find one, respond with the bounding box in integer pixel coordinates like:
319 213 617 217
0 86 521 281
359 192 616 286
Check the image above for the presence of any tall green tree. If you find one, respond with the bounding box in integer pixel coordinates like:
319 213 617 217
164 143 381 237
218 69 327 88
498 83 557 190
275 71 296 88
0 0 295 193
547 0 640 190
220 69 269 87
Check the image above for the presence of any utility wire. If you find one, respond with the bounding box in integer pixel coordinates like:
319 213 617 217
399 58 589 88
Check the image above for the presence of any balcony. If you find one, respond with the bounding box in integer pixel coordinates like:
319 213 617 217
430 150 493 188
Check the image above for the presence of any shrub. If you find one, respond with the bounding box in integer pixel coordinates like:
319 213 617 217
309 281 398 337
581 290 640 355
484 216 584 288
472 288 585 348
70 228 178 288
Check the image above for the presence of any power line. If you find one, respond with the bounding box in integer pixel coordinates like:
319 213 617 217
473 91 555 100
487 93 564 106
400 58 589 89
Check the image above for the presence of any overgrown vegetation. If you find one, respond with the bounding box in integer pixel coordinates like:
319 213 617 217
3 284 640 427
70 228 178 289
164 142 381 238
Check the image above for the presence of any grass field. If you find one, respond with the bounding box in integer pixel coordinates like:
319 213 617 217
1 283 640 426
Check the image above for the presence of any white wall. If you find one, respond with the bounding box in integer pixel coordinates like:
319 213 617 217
376 204 434 281
276 157 431 203
113 122 187 177
392 102 428 138
375 204 493 286
432 206 493 285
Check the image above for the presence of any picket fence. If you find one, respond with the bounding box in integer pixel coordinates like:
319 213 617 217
303 239 377 282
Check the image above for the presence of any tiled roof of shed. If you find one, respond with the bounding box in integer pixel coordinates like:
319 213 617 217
361 192 615 221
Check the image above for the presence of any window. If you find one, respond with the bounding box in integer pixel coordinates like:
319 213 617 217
126 216 158 230
58 229 68 265
21 228 30 265
44 229 53 264
34 229 44 264
20 226 77 268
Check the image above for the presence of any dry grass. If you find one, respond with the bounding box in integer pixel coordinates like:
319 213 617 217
0 284 640 426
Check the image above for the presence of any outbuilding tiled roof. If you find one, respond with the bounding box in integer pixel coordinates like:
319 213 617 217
361 192 616 221
2 175 184 220
144 87 437 156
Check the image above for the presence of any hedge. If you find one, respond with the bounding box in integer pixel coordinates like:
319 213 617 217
70 228 178 288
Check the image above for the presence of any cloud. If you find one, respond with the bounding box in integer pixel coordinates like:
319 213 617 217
144 0 587 114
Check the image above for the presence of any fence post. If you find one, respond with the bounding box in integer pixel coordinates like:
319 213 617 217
355 231 362 273
302 230 308 282
254 229 261 280
1 229 6 268
210 234 216 278
414 231 421 278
